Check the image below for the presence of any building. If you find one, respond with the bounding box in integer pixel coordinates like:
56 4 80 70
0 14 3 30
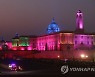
1 10 95 60
1 10 95 52
12 35 37 51
37 31 74 51
36 10 95 51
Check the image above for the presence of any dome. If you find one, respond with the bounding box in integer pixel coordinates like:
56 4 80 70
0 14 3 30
47 18 60 34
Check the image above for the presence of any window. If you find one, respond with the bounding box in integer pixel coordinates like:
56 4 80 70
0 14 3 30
92 41 93 45
75 41 77 44
39 43 41 46
42 43 43 45
87 41 89 44
75 36 77 38
87 36 89 39
91 37 93 39
81 42 83 44
81 36 83 39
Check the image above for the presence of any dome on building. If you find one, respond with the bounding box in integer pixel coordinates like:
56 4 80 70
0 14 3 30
47 18 60 34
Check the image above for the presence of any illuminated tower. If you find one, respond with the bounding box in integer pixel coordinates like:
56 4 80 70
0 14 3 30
47 18 60 34
76 10 84 33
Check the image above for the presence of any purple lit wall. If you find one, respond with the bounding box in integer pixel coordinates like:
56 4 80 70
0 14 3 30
37 37 46 51
76 10 84 30
36 32 74 51
74 34 94 49
37 34 60 51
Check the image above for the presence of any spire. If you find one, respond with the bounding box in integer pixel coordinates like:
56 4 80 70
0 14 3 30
15 33 19 38
77 10 82 13
52 17 55 22
51 17 56 24
75 10 84 33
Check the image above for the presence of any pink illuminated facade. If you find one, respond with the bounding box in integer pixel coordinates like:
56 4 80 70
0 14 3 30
74 34 94 50
37 33 60 51
29 36 37 50
36 31 74 51
1 10 95 60
0 10 95 52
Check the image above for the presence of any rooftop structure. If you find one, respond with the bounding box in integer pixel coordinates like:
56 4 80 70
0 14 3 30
47 18 60 34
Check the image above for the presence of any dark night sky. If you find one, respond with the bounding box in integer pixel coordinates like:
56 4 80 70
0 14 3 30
0 0 95 41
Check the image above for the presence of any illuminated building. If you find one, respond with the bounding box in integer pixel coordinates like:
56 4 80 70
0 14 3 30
29 36 37 50
1 10 95 51
19 36 29 46
1 10 95 60
74 34 94 50
12 35 37 50
36 10 94 51
12 33 19 47
37 31 74 51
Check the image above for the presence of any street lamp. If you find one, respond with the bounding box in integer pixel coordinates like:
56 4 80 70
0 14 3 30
80 54 88 59
81 54 85 58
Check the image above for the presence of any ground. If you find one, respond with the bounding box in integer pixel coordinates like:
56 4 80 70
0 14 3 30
0 59 95 77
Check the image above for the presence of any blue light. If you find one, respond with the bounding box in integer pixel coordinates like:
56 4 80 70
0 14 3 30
47 18 60 34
